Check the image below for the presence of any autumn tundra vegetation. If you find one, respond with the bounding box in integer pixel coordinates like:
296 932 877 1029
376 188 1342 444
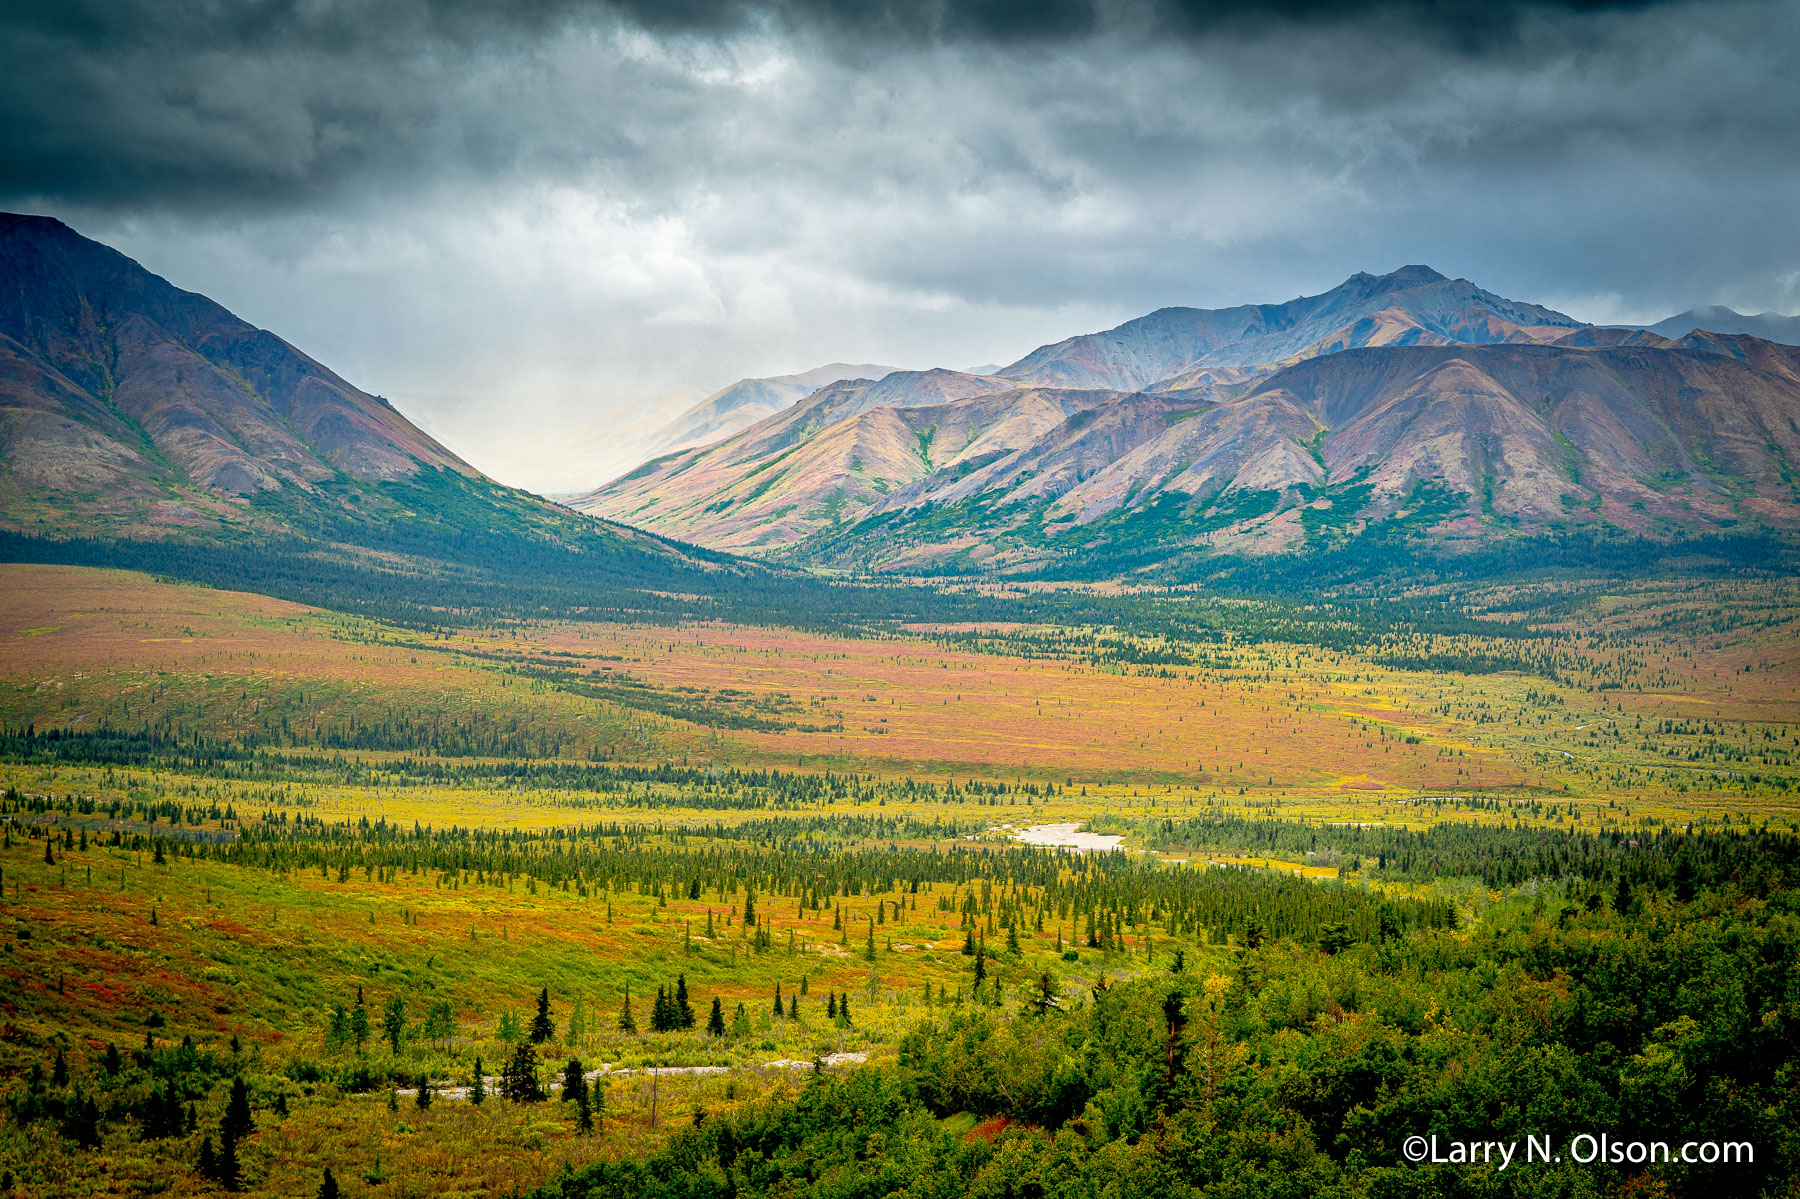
0 545 1793 1199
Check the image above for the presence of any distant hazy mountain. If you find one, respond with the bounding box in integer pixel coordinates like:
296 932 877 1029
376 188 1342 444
1638 305 1800 346
637 363 900 462
538 383 709 495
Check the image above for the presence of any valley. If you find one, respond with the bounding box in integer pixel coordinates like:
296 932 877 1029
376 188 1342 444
2 220 1799 1198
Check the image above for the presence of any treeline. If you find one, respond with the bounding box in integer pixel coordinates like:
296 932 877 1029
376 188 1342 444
1137 811 1800 892
0 726 1058 803
3 784 237 830
8 789 1453 950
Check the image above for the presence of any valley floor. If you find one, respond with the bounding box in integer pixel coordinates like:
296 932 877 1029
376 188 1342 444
1 563 1797 1196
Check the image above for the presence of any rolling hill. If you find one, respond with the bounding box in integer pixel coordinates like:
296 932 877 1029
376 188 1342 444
572 271 1800 576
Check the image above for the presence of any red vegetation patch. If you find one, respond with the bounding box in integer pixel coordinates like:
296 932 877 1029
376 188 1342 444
966 1116 1013 1143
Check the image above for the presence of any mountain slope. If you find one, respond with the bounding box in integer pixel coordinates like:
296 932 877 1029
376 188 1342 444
827 335 1800 573
587 369 1114 553
0 213 485 532
0 213 775 621
572 267 1597 559
582 312 1800 577
1640 305 1800 346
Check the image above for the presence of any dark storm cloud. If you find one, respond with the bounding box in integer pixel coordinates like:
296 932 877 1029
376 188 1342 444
0 0 1705 211
3 0 1684 50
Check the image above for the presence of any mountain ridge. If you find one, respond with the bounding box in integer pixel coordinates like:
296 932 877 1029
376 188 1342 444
0 213 478 533
994 266 1582 394
0 213 765 621
573 269 1800 576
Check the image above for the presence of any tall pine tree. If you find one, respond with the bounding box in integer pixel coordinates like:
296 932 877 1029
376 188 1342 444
529 988 555 1044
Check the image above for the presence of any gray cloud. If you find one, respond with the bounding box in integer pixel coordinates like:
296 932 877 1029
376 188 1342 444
2 0 1795 491
1 0 1704 210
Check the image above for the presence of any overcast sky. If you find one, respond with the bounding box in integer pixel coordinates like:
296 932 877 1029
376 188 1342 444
4 0 1798 491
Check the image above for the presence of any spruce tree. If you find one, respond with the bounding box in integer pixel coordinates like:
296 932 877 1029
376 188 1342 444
618 984 637 1034
530 988 555 1043
707 997 725 1037
222 1076 254 1140
318 1168 341 1199
142 1076 182 1139
1029 971 1060 1015
470 1057 486 1105
650 986 674 1032
674 976 695 1029
215 1124 243 1191
415 1075 432 1110
561 1058 586 1106
500 1040 543 1102
382 995 406 1053
349 999 369 1054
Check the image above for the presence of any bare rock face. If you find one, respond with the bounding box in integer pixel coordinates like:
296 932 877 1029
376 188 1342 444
573 267 1800 575
0 213 473 534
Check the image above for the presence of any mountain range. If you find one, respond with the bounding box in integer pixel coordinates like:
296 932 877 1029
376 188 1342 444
5 213 1797 586
572 268 1800 572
